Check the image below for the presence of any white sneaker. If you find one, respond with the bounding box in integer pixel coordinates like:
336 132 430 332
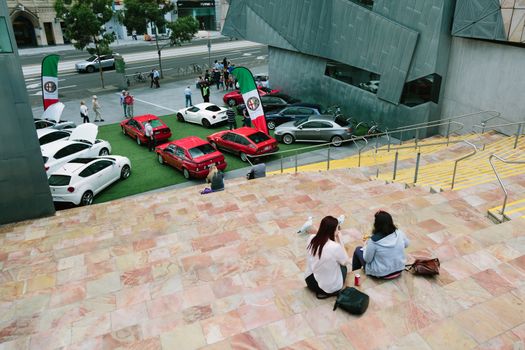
298 216 313 234
338 215 345 226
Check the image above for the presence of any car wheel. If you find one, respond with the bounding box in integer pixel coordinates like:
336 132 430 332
240 152 248 162
80 191 94 206
177 113 185 122
158 154 164 164
331 135 343 147
267 121 276 130
227 98 236 107
182 168 190 179
99 148 109 156
120 165 131 179
136 136 141 145
202 119 211 128
282 134 294 145
86 65 95 73
122 127 127 135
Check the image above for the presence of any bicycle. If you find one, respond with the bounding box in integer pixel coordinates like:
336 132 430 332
133 72 148 83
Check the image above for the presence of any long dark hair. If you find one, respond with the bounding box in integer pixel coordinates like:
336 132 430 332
372 210 397 235
308 216 339 258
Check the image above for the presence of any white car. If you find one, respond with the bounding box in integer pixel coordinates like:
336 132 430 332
34 102 76 130
176 103 228 128
37 129 71 146
41 123 112 178
48 156 131 206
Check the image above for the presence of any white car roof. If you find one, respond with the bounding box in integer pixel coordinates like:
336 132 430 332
50 156 127 176
41 102 65 123
70 123 98 143
37 129 61 137
193 103 218 109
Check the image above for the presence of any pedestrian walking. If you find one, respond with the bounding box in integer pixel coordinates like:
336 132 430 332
132 29 137 40
223 70 230 91
120 90 127 118
149 69 155 88
80 101 89 123
219 74 225 90
204 69 210 82
153 68 160 88
124 92 134 118
92 95 104 122
226 108 236 130
184 86 192 107
202 83 210 103
242 107 251 127
144 119 155 151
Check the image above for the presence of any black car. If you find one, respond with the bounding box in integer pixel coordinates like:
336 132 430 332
264 103 323 130
238 93 301 114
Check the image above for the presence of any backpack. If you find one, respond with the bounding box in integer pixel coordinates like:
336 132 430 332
332 287 369 315
405 258 440 276
124 95 133 105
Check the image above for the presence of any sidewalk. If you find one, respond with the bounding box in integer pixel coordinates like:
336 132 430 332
18 31 225 56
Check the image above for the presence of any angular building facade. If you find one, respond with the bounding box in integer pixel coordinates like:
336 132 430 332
223 0 525 135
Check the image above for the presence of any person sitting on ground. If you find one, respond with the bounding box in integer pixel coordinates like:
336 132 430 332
246 163 266 180
304 216 350 296
352 210 409 278
200 165 224 194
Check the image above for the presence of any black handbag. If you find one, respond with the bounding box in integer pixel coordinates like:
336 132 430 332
333 287 370 315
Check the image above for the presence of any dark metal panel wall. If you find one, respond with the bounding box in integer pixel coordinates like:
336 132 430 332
0 1 55 225
452 0 506 41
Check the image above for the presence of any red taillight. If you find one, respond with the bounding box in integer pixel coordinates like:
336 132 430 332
347 127 353 133
67 187 75 193
44 165 49 171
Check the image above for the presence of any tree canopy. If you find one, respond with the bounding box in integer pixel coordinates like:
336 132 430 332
122 0 174 34
168 16 199 46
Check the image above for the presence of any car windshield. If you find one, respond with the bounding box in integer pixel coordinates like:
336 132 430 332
141 119 163 128
43 156 48 163
205 105 221 112
248 132 270 144
48 175 71 186
188 144 216 159
86 56 98 62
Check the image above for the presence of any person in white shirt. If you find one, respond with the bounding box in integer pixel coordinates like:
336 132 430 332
92 95 104 122
80 101 89 123
304 215 350 296
144 120 154 152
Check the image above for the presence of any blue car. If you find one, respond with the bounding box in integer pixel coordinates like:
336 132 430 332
265 103 323 130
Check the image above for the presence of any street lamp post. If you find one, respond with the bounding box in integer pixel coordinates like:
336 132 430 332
207 31 211 69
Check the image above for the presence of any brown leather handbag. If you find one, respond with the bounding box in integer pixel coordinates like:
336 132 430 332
406 258 440 276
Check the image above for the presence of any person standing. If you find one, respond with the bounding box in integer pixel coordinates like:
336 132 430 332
226 108 236 130
202 83 210 103
149 69 155 88
153 68 160 88
80 101 89 123
124 92 134 118
184 86 192 107
204 69 210 82
223 69 230 91
92 95 104 122
120 90 127 118
144 119 155 152
132 29 137 40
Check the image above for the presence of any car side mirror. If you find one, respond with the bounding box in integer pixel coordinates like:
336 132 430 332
298 126 303 130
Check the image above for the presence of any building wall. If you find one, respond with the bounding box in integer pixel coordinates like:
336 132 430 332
441 36 525 133
0 1 55 224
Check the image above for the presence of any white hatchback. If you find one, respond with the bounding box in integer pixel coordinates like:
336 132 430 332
48 156 131 206
41 123 112 177
176 103 228 128
36 129 71 146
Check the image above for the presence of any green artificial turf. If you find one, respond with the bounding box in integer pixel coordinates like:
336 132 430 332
94 113 316 203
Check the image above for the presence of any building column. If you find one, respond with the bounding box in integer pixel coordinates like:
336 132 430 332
52 21 64 44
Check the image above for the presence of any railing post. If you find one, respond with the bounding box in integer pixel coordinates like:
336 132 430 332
415 129 419 149
413 152 421 183
280 154 283 173
327 145 331 170
295 151 298 173
451 161 458 190
358 148 362 167
501 194 508 218
514 123 523 149
393 151 399 180
400 130 403 145
388 139 391 152
375 136 379 153
446 120 451 146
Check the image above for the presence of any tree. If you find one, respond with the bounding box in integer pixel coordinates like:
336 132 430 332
167 16 199 46
55 0 115 88
122 0 174 78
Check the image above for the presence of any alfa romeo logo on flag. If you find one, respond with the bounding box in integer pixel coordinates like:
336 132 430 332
44 81 57 93
247 96 260 111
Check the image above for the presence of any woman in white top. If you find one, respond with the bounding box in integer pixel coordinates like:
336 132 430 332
305 216 350 296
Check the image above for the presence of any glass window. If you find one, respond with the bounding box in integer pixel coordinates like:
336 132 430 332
86 56 97 62
301 122 323 129
188 144 216 159
222 133 235 141
141 119 163 128
48 175 71 186
325 59 380 91
54 143 90 159
188 106 200 112
93 160 113 172
79 164 97 177
0 17 14 53
205 105 221 112
298 108 316 115
165 145 175 154
39 131 69 145
234 134 250 146
247 132 270 144
282 107 301 115
400 74 441 107
175 147 186 158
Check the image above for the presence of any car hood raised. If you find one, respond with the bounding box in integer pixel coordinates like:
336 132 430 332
41 102 65 123
69 123 98 143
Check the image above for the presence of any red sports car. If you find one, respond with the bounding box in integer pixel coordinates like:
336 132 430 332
207 127 279 162
156 136 227 179
223 87 280 107
120 114 172 146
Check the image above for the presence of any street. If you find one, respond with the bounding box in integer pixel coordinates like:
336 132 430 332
23 39 267 107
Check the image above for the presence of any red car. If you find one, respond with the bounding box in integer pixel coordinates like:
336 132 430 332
207 127 279 162
223 87 280 107
156 136 227 179
120 114 172 146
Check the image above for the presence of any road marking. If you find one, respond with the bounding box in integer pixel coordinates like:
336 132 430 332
61 85 77 89
256 56 267 60
116 93 177 112
242 53 253 56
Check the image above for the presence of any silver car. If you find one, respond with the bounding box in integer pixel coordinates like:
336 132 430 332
75 54 117 73
274 115 353 147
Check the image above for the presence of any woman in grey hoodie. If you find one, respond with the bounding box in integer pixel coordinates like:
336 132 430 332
352 211 409 278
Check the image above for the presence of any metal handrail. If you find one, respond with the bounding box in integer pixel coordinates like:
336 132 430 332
389 110 500 132
473 120 524 149
489 154 525 220
450 140 478 189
